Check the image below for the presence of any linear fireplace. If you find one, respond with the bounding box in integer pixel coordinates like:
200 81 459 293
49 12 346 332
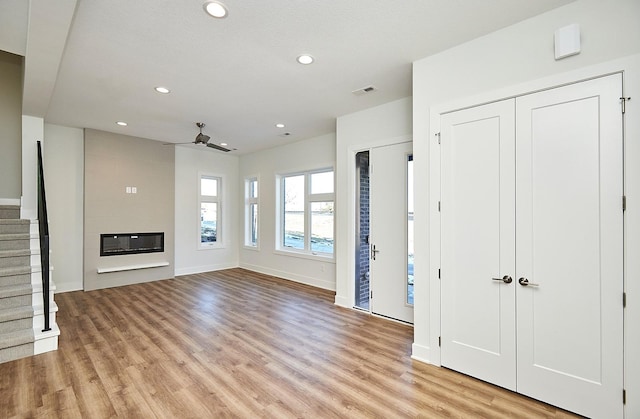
100 232 164 257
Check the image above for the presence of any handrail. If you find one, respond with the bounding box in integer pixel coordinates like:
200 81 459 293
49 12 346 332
36 141 51 332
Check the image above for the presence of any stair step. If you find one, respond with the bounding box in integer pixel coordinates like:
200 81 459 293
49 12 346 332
0 283 33 309
0 249 31 270
0 329 34 363
0 234 30 251
0 219 30 234
0 306 33 334
0 206 20 220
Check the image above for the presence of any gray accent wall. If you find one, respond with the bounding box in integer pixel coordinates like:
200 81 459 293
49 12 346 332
83 129 175 290
0 51 22 200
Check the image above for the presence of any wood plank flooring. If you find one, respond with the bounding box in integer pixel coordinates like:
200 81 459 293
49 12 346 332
0 268 578 418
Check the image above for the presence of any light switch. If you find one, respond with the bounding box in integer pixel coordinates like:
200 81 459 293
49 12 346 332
126 186 132 193
132 187 137 194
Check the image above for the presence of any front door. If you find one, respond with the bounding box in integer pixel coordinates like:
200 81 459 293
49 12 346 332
369 142 414 324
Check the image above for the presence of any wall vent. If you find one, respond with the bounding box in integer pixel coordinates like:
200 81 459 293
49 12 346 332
352 85 378 96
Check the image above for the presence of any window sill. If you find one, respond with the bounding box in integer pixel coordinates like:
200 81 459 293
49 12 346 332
198 243 225 251
273 249 335 263
243 245 260 252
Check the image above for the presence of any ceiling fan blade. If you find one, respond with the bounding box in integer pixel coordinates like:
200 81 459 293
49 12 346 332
162 141 195 145
206 142 231 152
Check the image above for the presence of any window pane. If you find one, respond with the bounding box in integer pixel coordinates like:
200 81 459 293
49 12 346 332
284 175 305 249
201 177 218 196
249 179 258 198
311 171 333 194
311 201 334 254
250 203 258 246
201 202 217 243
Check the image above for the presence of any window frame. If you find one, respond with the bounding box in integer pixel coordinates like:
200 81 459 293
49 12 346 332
276 167 335 260
244 176 260 249
198 172 224 250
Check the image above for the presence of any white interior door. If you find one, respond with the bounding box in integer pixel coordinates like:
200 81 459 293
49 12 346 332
440 99 517 390
370 142 413 323
515 74 623 419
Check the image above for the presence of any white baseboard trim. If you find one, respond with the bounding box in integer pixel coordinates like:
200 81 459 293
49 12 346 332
334 294 351 308
411 343 434 366
239 263 336 291
54 283 84 293
0 198 21 205
175 262 239 276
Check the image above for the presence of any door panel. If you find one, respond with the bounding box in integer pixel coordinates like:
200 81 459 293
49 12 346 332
370 142 413 323
440 99 516 390
515 74 623 418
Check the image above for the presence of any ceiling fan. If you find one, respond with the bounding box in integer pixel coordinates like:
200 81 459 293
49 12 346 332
164 122 232 152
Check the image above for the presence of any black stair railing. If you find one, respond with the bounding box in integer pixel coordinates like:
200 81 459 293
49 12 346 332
36 141 51 332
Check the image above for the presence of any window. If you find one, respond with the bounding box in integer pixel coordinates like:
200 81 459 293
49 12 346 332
245 177 259 247
279 169 334 257
199 174 221 248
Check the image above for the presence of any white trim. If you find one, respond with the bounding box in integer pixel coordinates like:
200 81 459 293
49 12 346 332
240 262 335 291
273 249 335 263
97 262 170 274
0 198 21 205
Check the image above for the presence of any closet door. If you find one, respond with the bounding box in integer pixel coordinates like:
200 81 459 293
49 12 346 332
515 74 623 418
440 99 516 390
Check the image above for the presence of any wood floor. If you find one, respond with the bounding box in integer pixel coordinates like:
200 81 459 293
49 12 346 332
0 268 578 418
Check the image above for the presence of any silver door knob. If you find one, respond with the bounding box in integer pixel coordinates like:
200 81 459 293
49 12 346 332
518 277 539 287
492 275 513 284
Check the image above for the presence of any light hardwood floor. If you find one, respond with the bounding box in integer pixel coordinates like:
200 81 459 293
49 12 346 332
0 269 578 418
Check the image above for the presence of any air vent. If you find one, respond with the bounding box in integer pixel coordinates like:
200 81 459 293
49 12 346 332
352 85 378 96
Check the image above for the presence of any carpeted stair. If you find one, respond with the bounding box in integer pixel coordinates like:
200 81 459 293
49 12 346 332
0 206 35 363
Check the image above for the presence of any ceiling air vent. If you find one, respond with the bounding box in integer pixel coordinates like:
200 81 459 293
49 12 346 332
352 85 378 96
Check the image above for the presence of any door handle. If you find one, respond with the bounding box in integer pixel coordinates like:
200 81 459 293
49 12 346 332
518 277 539 287
371 244 380 260
492 275 513 284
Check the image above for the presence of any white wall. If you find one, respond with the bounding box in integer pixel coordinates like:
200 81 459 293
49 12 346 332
238 133 336 290
43 123 83 292
174 146 239 275
412 0 640 416
334 97 412 306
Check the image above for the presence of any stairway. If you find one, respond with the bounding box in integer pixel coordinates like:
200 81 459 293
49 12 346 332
0 205 59 364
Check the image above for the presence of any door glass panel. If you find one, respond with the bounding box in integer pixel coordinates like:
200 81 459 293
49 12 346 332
407 155 414 305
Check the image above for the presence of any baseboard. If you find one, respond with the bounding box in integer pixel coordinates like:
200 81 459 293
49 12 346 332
239 263 336 291
334 294 351 308
175 262 239 276
54 283 83 293
411 342 434 366
0 198 21 206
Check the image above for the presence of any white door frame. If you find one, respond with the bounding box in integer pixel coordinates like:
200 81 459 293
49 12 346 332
344 135 412 311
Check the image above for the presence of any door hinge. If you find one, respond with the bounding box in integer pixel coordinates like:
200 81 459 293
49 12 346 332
439 336 441 347
623 389 626 404
621 97 631 114
623 195 627 211
438 268 441 279
623 292 627 308
438 201 441 212
436 132 441 144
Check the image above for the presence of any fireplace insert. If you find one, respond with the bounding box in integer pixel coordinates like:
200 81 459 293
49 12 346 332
100 232 164 257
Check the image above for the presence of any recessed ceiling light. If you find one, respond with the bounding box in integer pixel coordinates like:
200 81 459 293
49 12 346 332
154 86 170 94
203 1 228 18
220 142 228 146
275 123 285 128
296 54 314 65
116 121 128 126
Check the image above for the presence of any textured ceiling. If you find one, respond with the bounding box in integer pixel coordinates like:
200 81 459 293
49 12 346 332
18 0 576 154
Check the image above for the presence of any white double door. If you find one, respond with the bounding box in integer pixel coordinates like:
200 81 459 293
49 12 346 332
369 142 414 324
440 75 623 418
